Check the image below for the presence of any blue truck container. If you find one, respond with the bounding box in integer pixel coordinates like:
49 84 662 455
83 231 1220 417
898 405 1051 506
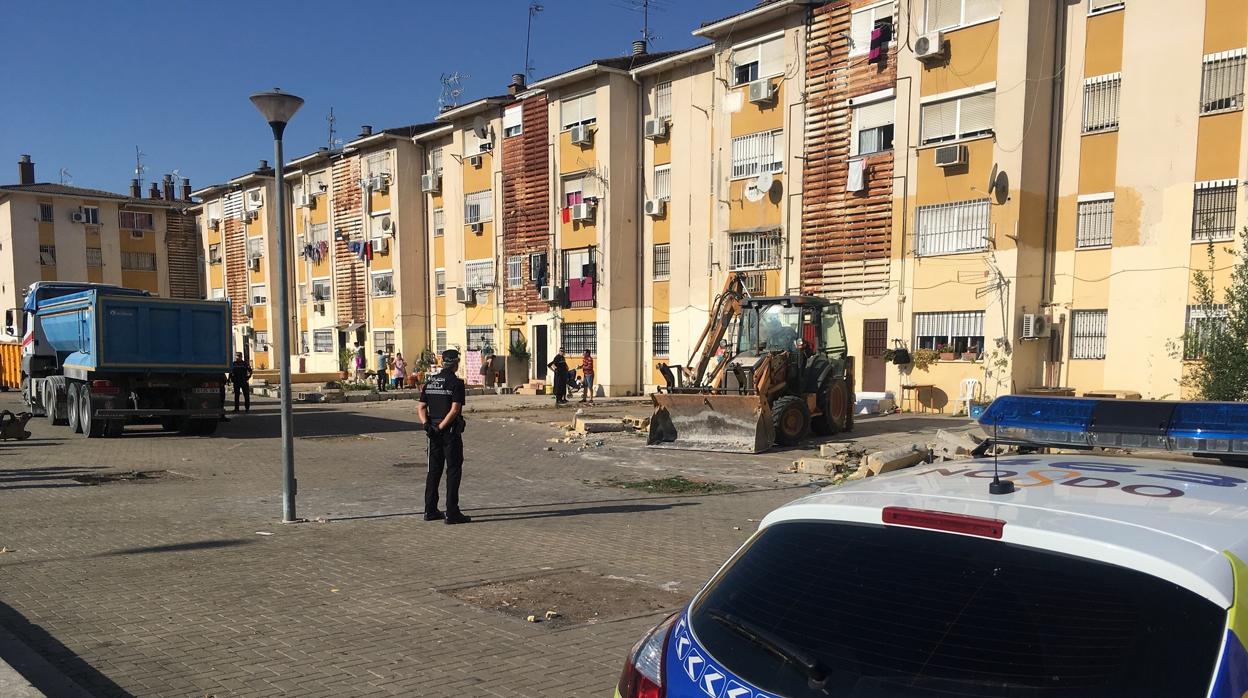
6 282 232 437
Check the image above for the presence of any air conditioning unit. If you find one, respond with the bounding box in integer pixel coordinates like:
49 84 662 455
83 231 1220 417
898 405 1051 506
468 155 483 169
71 211 86 224
644 118 668 140
244 210 258 223
454 287 475 304
208 217 221 230
374 237 389 254
934 144 967 167
915 31 947 63
249 257 261 271
644 199 666 217
421 173 441 193
571 202 594 222
371 175 389 192
539 285 556 302
471 222 484 234
748 79 776 105
296 194 314 209
242 304 253 317
570 124 593 146
1021 313 1052 340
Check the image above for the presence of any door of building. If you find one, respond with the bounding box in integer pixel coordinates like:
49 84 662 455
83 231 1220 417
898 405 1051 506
862 319 888 393
534 325 548 380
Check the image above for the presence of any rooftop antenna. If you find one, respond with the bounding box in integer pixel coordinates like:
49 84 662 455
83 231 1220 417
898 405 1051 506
327 107 338 150
438 72 468 111
611 0 669 47
58 168 72 185
524 2 544 80
134 146 147 189
989 416 1015 495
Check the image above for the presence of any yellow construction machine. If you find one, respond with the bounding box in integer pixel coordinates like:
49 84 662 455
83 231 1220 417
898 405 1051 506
649 273 856 453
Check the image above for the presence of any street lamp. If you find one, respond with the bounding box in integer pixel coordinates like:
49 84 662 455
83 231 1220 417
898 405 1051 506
250 88 304 523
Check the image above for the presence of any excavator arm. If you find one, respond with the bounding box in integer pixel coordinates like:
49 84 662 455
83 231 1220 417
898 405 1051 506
681 272 747 389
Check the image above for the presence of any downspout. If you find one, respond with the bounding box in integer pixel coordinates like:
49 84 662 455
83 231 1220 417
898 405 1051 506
631 70 646 395
1039 0 1068 385
414 139 432 355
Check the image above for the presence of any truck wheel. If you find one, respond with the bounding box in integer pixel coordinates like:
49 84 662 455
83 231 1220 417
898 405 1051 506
44 385 61 425
80 389 104 438
67 383 82 434
771 395 810 447
176 417 196 436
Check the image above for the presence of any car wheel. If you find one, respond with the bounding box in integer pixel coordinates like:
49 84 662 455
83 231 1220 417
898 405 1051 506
771 395 810 447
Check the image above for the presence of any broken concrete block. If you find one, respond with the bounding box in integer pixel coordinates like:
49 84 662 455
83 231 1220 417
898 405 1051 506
795 458 851 475
865 443 931 476
576 418 628 433
622 416 651 430
935 429 980 456
819 442 854 458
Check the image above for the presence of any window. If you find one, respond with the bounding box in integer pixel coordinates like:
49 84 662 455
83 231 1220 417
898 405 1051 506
730 231 781 270
291 182 304 207
298 283 308 304
850 2 894 57
504 104 524 138
1201 50 1246 114
655 81 673 120
435 269 446 297
208 243 222 264
464 259 494 290
371 270 395 297
1193 181 1237 241
39 245 56 266
463 126 490 155
1185 304 1228 360
81 206 99 225
653 244 671 280
1076 195 1114 248
211 287 225 300
562 173 598 209
432 208 445 237
561 92 597 129
915 198 990 256
561 322 597 354
1082 73 1121 133
118 210 155 230
507 255 523 288
247 236 264 259
429 148 443 176
86 247 103 267
466 326 495 352
308 170 330 194
730 34 784 86
373 330 395 354
309 222 330 247
920 89 995 144
1071 309 1108 359
435 329 448 354
730 129 785 179
530 251 549 285
250 284 267 305
313 329 334 353
121 251 157 271
653 322 670 358
38 203 53 222
311 278 332 302
561 247 594 282
254 331 269 350
913 310 984 353
464 190 493 224
366 151 391 177
925 0 1000 32
653 166 671 201
852 96 895 155
1089 0 1124 12
299 331 309 354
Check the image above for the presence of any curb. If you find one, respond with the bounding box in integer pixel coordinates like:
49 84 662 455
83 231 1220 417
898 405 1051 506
0 622 91 698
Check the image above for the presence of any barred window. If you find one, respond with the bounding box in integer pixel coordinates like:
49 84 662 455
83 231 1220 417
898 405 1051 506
300 331 309 354
80 206 100 225
1076 196 1114 248
560 322 597 354
371 270 394 297
1192 181 1237 241
39 244 56 266
435 329 448 354
433 208 445 237
507 255 523 288
122 251 157 271
730 232 781 270
429 148 443 176
86 247 103 267
313 330 333 353
653 322 670 358
312 278 332 301
1071 309 1108 359
654 244 671 280
464 190 493 224
118 210 155 230
309 222 330 246
464 259 495 289
466 325 495 352
915 198 990 256
373 330 395 354
1089 0 1124 12
1200 50 1246 114
247 236 264 258
919 90 995 144
730 129 784 179
211 287 225 299
655 81 673 120
366 151 391 177
913 311 984 353
1185 304 1228 360
654 166 671 201
254 331 269 350
1082 74 1121 133
39 203 53 222
435 269 445 297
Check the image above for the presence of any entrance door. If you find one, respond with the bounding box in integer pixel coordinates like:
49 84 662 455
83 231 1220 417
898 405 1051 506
534 325 548 380
862 319 887 393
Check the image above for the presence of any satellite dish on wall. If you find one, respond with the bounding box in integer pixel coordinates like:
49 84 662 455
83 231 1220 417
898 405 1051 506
472 116 491 141
744 171 773 203
987 163 999 197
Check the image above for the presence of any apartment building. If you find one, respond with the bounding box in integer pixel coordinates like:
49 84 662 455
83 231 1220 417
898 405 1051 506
0 155 201 318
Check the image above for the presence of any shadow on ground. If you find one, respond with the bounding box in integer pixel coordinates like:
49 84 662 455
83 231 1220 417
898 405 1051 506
0 599 130 697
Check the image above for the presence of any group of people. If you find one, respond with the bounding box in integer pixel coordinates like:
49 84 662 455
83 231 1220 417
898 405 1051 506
350 342 409 391
546 348 595 406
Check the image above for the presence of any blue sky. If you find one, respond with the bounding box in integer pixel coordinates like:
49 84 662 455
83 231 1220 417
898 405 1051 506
1 0 750 194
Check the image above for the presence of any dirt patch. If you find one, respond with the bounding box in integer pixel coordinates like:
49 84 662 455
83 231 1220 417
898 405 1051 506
392 461 424 469
445 569 685 627
610 476 738 495
299 433 386 442
72 470 170 485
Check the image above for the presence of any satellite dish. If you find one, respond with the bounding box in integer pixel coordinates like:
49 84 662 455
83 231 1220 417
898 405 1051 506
472 116 490 141
987 163 999 197
744 170 773 202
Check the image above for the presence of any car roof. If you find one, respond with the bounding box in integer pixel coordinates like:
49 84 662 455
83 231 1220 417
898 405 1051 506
762 454 1248 608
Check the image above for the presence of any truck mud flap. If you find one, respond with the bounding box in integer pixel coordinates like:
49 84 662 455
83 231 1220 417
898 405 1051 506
647 393 774 454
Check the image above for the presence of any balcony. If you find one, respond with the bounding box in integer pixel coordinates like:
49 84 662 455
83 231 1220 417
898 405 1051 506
564 276 595 309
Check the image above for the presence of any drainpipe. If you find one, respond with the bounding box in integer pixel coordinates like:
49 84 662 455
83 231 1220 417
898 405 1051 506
631 70 646 394
1039 0 1068 385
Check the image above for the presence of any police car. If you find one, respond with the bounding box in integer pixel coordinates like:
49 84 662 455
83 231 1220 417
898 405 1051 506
616 396 1248 698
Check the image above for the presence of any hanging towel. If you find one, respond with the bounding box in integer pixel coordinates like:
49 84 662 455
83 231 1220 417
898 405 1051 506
567 277 594 302
561 207 571 224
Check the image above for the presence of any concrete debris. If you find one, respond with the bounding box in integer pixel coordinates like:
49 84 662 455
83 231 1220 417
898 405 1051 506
526 615 539 623
574 418 628 434
934 429 980 459
544 611 560 620
865 443 932 477
818 442 854 458
793 458 854 476
622 416 651 430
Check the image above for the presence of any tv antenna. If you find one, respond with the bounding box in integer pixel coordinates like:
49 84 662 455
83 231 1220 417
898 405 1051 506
58 168 72 185
439 72 468 111
134 146 148 188
524 2 544 79
327 107 339 150
611 0 670 47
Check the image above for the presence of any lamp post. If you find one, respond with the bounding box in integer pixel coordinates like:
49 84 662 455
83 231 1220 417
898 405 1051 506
250 88 304 523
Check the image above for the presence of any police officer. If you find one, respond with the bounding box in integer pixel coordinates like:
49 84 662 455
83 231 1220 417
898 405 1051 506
417 349 470 525
230 352 252 413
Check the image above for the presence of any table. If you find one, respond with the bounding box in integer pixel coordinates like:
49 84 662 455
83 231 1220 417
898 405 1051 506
901 384 935 413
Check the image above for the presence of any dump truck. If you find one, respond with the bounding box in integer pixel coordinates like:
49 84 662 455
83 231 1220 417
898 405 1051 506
4 282 232 437
649 273 855 453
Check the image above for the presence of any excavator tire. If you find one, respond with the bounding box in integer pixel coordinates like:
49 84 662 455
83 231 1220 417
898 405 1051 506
813 379 851 435
771 395 810 447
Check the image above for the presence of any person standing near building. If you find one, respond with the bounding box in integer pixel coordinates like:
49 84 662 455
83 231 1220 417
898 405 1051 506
579 350 595 405
230 352 252 413
417 349 470 525
547 347 569 406
393 352 407 389
353 342 367 382
375 348 388 392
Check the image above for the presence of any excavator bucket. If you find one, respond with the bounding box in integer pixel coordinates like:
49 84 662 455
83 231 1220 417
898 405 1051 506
647 393 774 454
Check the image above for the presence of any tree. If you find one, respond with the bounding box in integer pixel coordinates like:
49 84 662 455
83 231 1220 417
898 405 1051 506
1182 227 1248 401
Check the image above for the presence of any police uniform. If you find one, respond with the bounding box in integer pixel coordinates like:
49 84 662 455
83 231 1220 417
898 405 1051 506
230 356 252 412
420 350 468 523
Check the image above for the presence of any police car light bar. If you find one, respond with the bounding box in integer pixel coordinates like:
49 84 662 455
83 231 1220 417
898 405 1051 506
977 395 1248 457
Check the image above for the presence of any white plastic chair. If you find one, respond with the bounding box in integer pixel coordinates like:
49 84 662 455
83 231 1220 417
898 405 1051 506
957 378 982 416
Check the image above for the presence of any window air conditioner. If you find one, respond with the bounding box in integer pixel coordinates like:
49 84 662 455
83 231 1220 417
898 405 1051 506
470 222 485 234
915 31 947 63
242 304 253 317
571 202 594 222
468 155 483 169
539 285 556 302
570 124 593 146
421 172 441 193
314 302 325 315
71 211 86 224
374 237 389 254
934 144 967 167
1021 313 1052 340
644 199 666 217
249 257 261 271
454 287 475 304
208 217 221 230
371 175 389 192
644 118 668 140
748 79 775 105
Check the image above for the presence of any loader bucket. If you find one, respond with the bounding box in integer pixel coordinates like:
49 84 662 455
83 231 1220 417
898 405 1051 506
647 393 774 454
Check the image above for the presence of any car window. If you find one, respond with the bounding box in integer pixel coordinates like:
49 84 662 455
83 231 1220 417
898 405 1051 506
688 521 1224 697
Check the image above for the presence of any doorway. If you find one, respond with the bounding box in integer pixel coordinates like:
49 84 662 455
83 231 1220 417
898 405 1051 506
534 325 548 379
862 319 887 393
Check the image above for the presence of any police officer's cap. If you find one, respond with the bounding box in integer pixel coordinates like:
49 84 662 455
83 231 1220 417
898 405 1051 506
441 349 461 363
